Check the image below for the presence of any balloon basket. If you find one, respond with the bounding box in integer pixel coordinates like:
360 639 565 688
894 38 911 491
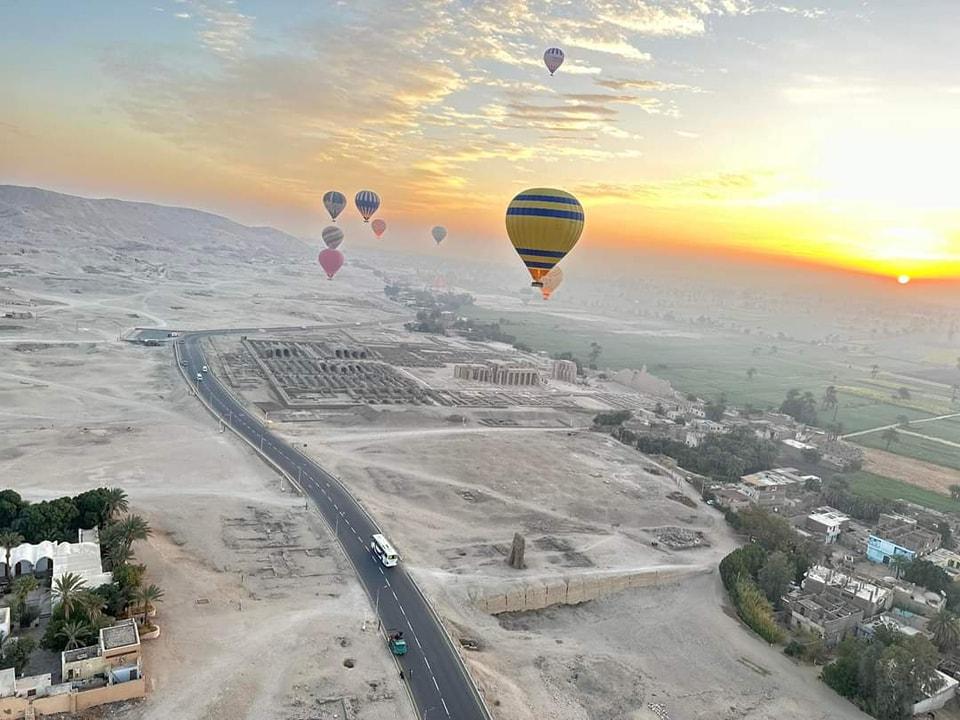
531 281 543 287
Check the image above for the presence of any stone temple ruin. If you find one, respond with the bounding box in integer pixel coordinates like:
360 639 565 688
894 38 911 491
245 339 433 407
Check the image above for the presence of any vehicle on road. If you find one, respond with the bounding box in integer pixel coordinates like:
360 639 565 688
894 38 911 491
371 533 399 567
179 360 186 367
201 364 208 373
196 372 203 382
387 629 407 656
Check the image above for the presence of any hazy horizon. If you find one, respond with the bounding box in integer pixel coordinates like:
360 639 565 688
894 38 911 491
4 1 960 282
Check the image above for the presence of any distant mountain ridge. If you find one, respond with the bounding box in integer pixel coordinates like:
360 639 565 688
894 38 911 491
0 185 307 262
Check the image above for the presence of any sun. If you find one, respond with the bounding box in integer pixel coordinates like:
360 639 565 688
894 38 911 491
897 274 911 285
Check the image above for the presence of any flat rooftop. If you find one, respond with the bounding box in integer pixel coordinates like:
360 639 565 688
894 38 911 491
808 507 849 525
100 619 139 650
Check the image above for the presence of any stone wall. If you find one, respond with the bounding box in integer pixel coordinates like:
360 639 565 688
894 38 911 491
0 678 145 718
471 565 711 615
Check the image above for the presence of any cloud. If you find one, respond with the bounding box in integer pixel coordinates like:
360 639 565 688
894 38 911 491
782 75 877 104
594 77 704 93
578 171 783 205
560 36 652 61
675 130 700 138
175 1 253 59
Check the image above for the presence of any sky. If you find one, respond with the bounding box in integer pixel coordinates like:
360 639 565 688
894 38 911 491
2 0 960 281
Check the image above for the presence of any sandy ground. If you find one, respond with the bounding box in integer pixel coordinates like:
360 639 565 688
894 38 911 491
861 446 960 493
255 405 871 719
0 263 415 719
3 226 870 720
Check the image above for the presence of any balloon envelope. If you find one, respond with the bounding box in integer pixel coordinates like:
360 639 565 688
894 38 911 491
540 266 564 300
323 191 346 221
371 218 387 238
543 47 564 75
431 225 447 245
355 190 380 222
505 188 584 287
321 225 344 250
318 248 344 279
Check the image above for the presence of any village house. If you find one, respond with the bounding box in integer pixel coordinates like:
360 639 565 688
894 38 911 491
805 507 850 544
0 619 145 717
782 586 864 645
802 565 893 617
866 513 941 565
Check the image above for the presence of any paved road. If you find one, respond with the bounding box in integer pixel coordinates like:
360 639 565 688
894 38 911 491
175 331 488 720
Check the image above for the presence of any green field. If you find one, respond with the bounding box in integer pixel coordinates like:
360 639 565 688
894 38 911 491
853 431 960 471
461 305 945 434
909 416 960 444
843 470 960 513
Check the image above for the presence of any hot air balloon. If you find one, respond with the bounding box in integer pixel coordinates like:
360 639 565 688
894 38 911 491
431 226 447 245
505 188 583 287
355 190 380 223
543 47 564 76
323 191 346 222
540 266 564 300
321 225 344 250
318 248 344 280
371 218 386 238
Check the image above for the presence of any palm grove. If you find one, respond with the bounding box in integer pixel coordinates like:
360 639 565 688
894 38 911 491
0 488 162 672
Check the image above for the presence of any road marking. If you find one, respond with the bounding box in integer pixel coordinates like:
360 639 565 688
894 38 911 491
432 675 440 692
441 697 450 716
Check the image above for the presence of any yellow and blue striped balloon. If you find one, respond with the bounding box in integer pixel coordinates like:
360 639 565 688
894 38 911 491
505 188 584 286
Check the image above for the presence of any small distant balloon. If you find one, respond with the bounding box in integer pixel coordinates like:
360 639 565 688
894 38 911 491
371 218 387 238
323 191 346 222
431 226 447 245
540 266 564 300
355 190 380 223
318 248 344 280
321 225 344 250
543 47 564 76
506 187 584 287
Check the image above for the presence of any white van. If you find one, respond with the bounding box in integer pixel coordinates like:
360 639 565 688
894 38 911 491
371 533 399 568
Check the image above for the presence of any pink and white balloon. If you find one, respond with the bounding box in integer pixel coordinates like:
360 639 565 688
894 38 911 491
371 218 386 239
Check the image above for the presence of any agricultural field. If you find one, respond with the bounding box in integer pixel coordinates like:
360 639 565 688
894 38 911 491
908 416 960 444
842 470 960 513
461 305 953 435
852 431 960 472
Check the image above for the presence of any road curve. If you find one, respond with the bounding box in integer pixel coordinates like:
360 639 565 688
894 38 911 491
174 331 489 720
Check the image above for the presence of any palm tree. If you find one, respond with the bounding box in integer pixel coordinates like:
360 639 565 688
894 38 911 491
58 620 91 650
950 485 960 502
889 554 909 580
78 591 106 624
746 367 757 381
0 531 23 584
103 488 129 522
116 515 151 549
11 575 37 624
131 584 164 626
881 427 900 450
53 572 87 621
822 385 839 422
107 543 135 569
870 364 880 379
929 609 960 652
